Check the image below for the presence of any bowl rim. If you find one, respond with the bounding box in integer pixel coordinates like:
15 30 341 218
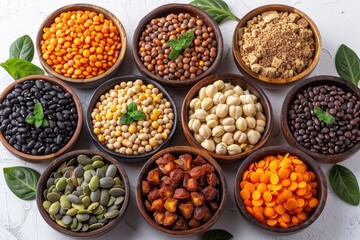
132 3 224 87
36 149 130 238
180 72 273 162
85 74 178 163
36 3 127 84
232 4 322 84
0 75 83 162
280 75 360 163
234 145 327 234
135 145 228 235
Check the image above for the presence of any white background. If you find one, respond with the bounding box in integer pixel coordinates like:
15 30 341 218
0 0 360 239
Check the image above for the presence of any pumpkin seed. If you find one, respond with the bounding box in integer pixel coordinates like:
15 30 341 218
60 195 71 209
70 217 78 229
83 185 90 196
89 176 99 191
83 164 95 171
99 177 114 188
87 202 99 211
77 209 92 214
92 160 104 169
92 155 103 162
92 205 104 215
104 210 120 219
55 177 67 191
43 201 51 212
49 201 60 215
62 215 72 225
66 208 77 217
56 218 68 228
56 161 67 173
46 192 61 202
74 166 84 178
81 223 89 232
96 168 104 178
90 189 101 202
88 222 104 230
107 196 116 207
88 215 98 225
72 203 85 211
68 194 81 204
46 178 55 188
66 158 76 167
115 196 124 206
109 187 125 197
81 196 91 208
100 189 110 206
72 222 82 232
76 213 90 222
106 165 117 178
77 155 92 165
97 218 108 224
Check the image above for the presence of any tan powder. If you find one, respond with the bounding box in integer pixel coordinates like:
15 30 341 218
239 11 315 79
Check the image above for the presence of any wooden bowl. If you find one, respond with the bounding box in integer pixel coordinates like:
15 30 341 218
181 73 273 162
36 149 130 238
0 75 82 163
36 4 127 88
86 75 178 164
234 145 327 234
232 4 322 87
281 75 360 163
132 3 223 87
136 146 227 236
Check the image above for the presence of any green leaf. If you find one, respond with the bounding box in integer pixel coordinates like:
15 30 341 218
335 44 360 85
42 118 49 127
1 58 44 80
129 110 146 121
190 0 240 24
167 40 178 48
167 31 195 60
9 35 34 62
127 102 138 112
25 114 35 124
313 106 335 125
119 113 134 125
3 166 40 200
178 31 194 48
202 229 233 240
34 100 44 120
329 164 360 205
35 119 43 128
169 49 180 60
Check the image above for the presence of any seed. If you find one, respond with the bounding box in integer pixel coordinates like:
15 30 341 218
55 177 67 191
62 215 72 225
99 177 115 188
49 201 61 215
81 196 91 208
77 155 92 165
105 164 117 178
93 205 105 215
92 155 103 162
104 210 120 219
109 187 125 197
92 160 105 168
89 176 100 191
107 196 116 207
70 218 78 229
88 223 104 231
68 194 81 204
114 196 124 206
43 201 51 212
77 209 93 214
74 166 84 178
100 189 110 206
87 202 99 211
90 189 101 202
60 195 71 209
66 208 78 217
47 192 61 202
76 213 90 222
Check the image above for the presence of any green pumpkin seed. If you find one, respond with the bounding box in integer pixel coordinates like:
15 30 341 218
43 189 48 199
56 161 67 173
83 164 95 171
48 185 55 193
107 204 119 211
65 184 74 193
101 165 107 175
49 201 60 215
100 189 110 207
115 196 124 206
90 189 101 202
109 187 125 197
87 202 99 211
56 218 68 228
55 177 67 191
60 195 71 210
113 178 124 188
72 222 82 232
77 209 92 214
62 215 72 225
89 176 100 191
88 222 104 231
81 223 89 232
92 160 104 169
72 203 85 211
84 170 92 182
46 192 61 202
107 196 116 207
46 178 55 188
43 201 51 212
106 165 117 178
77 155 92 165
70 217 78 229
77 213 90 222
92 205 104 215
104 209 120 219
88 215 98 225
74 166 84 178
81 196 91 208
95 213 104 220
66 208 78 217
99 177 114 189
92 155 103 162
68 194 81 204
83 185 90 196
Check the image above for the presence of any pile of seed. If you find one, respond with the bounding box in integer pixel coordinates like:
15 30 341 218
41 10 121 79
288 84 360 154
42 154 126 232
138 13 217 81
0 80 77 155
91 79 174 155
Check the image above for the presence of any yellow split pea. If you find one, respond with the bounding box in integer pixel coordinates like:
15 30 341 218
91 79 174 155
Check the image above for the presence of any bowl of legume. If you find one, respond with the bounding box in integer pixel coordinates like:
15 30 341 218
36 4 127 87
86 75 177 163
281 75 360 164
0 75 82 163
234 145 327 234
232 4 322 87
36 149 130 237
132 4 223 87
136 146 227 236
181 73 273 163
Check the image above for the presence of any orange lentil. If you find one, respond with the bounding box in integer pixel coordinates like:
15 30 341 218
240 153 319 228
40 10 121 79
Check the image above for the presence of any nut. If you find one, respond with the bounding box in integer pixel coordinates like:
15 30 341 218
201 139 215 152
247 130 261 145
223 83 233 92
199 125 212 139
212 126 225 137
227 144 242 155
190 98 201 110
194 109 208 122
233 85 244 95
201 97 213 110
213 92 226 105
222 132 234 145
243 104 256 117
213 136 222 144
194 133 205 143
205 114 218 122
256 119 266 128
240 95 254 105
229 106 242 119
224 89 235 98
190 119 201 133
205 85 217 98
224 125 236 132
255 102 263 112
226 96 241 106
215 142 227 155
213 80 225 90
235 117 247 131
222 117 235 126
206 120 218 128
199 87 207 100
246 117 256 129
215 104 228 118
256 112 266 121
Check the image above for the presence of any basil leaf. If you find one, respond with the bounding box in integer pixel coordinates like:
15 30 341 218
129 110 146 121
42 118 49 127
1 58 44 80
9 35 34 62
167 40 177 48
191 0 240 24
323 114 335 125
127 102 138 112
25 114 35 124
179 31 194 48
35 119 43 128
313 106 335 125
120 113 134 125
34 100 44 120
329 164 360 205
169 49 180 60
202 229 233 240
3 166 40 200
335 44 360 85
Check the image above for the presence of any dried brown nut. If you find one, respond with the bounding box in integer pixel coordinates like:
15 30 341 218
173 188 191 199
182 173 190 188
201 163 215 174
202 186 217 201
146 168 161 185
169 168 184 183
208 202 219 211
147 188 160 203
158 186 174 199
186 178 198 192
142 180 151 195
175 154 192 170
193 155 206 166
163 211 178 227
189 166 206 180
188 218 201 228
154 211 165 225
199 175 207 187
160 176 178 189
160 161 176 175
163 153 176 162
191 192 205 207
151 198 164 212
155 157 169 167
207 173 218 186
145 200 152 212
164 198 178 213
179 203 194 219
194 205 210 220
172 216 188 230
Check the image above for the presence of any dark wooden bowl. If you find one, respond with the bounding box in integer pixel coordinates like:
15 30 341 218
86 75 178 164
281 75 360 163
232 4 322 88
181 73 273 163
234 145 327 234
132 3 223 88
36 4 127 88
136 146 227 236
0 75 82 163
36 149 130 238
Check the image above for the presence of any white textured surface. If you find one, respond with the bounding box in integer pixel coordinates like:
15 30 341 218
0 0 360 239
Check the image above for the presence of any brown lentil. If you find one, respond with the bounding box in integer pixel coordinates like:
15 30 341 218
138 13 217 81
